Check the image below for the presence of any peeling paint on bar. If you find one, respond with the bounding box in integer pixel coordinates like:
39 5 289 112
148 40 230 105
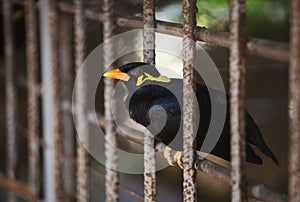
74 1 89 202
288 0 300 201
48 0 64 200
25 0 40 200
143 0 157 201
229 0 247 201
103 0 119 202
182 0 197 201
3 0 17 201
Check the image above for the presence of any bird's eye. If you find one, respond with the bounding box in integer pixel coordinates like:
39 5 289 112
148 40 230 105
131 69 143 77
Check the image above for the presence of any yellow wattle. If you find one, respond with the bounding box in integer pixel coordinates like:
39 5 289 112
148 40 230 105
136 73 171 86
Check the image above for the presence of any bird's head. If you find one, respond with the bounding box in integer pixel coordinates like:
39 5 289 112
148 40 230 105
103 62 171 87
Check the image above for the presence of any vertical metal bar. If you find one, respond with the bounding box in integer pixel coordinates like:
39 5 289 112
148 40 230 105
25 0 40 201
48 0 64 201
143 0 156 64
103 0 119 202
143 130 156 202
229 0 247 201
39 0 56 201
59 13 75 199
143 2 157 201
74 1 89 202
288 0 300 201
182 0 197 201
3 0 17 201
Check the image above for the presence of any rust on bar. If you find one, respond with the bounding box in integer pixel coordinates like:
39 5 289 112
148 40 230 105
143 130 156 202
143 0 157 201
34 99 290 202
116 17 289 63
74 0 89 202
0 177 32 200
288 0 300 201
182 0 198 201
103 0 119 202
194 157 287 202
89 167 144 201
0 109 287 202
56 2 289 62
3 0 17 201
143 0 156 64
229 0 247 201
25 0 40 201
48 0 64 200
58 2 104 22
59 12 75 199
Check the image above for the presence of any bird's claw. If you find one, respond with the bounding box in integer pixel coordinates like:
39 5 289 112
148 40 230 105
163 146 176 166
163 146 184 169
174 151 183 169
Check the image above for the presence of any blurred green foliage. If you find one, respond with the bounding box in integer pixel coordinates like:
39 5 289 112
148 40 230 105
176 0 290 41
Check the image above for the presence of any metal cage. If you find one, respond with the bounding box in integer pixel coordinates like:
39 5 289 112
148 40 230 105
0 0 299 201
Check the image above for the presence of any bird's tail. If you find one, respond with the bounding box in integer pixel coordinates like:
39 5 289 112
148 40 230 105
246 112 280 166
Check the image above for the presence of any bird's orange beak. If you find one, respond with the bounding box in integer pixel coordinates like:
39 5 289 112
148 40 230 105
103 68 130 82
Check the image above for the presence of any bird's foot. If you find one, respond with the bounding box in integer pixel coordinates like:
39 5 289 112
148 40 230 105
174 151 183 169
163 146 176 166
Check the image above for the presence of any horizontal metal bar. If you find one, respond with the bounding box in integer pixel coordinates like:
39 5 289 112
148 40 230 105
195 158 287 202
118 18 289 63
0 87 287 202
56 2 289 63
1 121 144 201
64 103 286 202
0 177 32 200
0 154 144 201
89 168 144 201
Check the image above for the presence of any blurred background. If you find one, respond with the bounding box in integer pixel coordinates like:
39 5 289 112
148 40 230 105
0 0 290 201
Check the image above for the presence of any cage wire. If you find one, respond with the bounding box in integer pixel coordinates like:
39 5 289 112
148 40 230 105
0 0 298 201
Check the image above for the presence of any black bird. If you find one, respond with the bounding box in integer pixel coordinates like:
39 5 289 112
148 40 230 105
103 62 279 166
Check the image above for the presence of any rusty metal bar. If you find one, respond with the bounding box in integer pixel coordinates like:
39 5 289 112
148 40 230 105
116 18 289 63
143 0 157 201
143 130 156 202
58 2 104 22
182 0 198 201
89 167 144 201
194 158 287 202
0 113 287 202
143 0 156 64
25 0 40 201
229 0 247 201
39 1 57 199
0 158 144 201
57 2 289 63
103 0 119 202
288 0 300 201
2 0 17 201
48 0 64 201
59 13 75 199
74 0 89 201
0 177 32 200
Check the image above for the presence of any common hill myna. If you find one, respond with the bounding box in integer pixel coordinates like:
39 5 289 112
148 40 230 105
104 62 279 166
